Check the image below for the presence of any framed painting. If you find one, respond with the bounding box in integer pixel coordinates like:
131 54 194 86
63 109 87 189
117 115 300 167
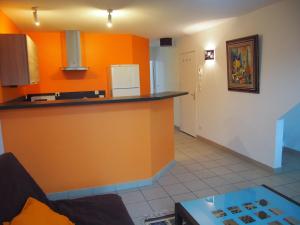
226 35 259 93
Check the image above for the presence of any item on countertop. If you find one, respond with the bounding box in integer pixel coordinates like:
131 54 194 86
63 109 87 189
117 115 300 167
284 217 300 225
258 199 268 206
243 202 257 210
212 209 227 218
269 208 283 215
256 211 270 219
223 219 239 225
268 221 283 225
239 215 255 224
228 206 242 214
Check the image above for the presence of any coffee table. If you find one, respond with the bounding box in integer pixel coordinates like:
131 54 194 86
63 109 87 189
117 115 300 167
175 185 300 225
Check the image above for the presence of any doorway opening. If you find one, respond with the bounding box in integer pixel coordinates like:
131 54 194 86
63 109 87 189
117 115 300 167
275 102 300 171
150 60 156 94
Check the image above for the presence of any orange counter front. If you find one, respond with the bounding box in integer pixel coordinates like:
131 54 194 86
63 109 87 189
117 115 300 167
0 98 175 194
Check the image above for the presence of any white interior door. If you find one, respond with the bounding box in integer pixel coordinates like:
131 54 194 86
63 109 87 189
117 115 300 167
179 51 197 137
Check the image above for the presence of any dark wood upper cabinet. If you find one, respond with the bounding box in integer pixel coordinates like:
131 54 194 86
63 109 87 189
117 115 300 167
0 34 39 86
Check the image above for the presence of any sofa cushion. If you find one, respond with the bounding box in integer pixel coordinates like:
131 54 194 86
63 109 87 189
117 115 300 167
10 197 74 225
0 153 53 222
52 194 134 225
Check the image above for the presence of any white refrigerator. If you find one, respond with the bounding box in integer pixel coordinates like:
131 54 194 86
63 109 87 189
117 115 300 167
110 64 140 97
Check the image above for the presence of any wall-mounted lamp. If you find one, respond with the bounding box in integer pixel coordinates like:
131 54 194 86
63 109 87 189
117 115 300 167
32 7 40 26
107 9 113 28
204 50 215 60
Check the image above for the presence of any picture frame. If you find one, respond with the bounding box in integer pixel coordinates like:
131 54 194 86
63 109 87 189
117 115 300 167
226 35 259 93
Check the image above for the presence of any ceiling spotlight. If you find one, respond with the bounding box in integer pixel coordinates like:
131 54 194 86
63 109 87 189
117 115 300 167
107 9 113 28
32 7 40 26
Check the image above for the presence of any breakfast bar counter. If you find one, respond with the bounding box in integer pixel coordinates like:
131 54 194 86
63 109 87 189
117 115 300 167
0 91 187 110
0 91 186 198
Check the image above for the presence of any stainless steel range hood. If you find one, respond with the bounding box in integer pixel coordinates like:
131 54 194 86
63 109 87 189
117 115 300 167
61 31 88 71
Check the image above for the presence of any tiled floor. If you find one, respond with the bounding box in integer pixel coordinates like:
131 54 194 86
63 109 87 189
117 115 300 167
122 130 300 225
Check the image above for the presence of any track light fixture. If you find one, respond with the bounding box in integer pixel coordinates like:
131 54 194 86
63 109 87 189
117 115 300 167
107 9 113 28
32 7 40 26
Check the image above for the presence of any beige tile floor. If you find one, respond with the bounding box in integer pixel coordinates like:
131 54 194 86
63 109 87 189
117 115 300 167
123 130 300 225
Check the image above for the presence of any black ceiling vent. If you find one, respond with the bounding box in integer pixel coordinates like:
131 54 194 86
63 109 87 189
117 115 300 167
160 38 173 47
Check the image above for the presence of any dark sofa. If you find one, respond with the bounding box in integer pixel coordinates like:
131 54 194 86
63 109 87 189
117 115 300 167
0 152 134 225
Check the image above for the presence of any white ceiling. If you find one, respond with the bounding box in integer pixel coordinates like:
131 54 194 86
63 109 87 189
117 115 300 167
0 0 280 39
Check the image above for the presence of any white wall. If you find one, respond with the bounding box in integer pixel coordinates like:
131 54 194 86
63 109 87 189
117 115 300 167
175 0 300 168
150 46 181 126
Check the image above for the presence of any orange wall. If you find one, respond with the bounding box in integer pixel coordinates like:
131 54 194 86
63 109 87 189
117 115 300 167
22 32 150 96
150 99 174 175
0 10 23 103
0 99 174 193
0 10 19 34
132 35 151 95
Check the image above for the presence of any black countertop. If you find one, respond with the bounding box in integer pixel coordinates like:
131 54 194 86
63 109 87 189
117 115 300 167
0 91 188 110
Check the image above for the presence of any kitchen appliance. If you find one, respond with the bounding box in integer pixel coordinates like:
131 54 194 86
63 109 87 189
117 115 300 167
110 64 140 97
30 95 55 102
61 31 88 71
27 90 105 102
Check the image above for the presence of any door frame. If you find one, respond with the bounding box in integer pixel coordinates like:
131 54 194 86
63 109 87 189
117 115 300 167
150 60 157 94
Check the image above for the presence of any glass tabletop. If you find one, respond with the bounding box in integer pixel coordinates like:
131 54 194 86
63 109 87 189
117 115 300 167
180 186 300 225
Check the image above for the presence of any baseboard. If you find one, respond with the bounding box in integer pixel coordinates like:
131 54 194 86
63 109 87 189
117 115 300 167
47 160 176 201
196 135 275 172
153 160 176 180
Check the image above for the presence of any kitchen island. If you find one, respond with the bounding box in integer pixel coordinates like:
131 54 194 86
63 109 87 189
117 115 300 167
0 91 186 198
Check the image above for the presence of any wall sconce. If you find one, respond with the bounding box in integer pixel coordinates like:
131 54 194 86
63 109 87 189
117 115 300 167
205 50 215 60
